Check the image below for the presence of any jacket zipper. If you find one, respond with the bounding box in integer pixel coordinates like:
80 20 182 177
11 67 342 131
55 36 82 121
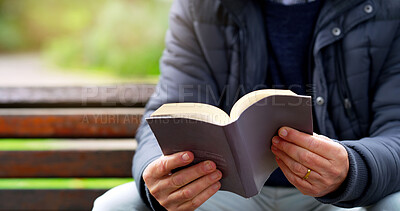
334 41 363 138
231 14 247 97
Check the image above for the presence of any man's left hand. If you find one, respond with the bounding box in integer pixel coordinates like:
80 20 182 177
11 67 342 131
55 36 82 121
271 127 349 197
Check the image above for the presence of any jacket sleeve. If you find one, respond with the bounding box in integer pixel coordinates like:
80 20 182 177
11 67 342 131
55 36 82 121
317 20 400 207
132 0 220 210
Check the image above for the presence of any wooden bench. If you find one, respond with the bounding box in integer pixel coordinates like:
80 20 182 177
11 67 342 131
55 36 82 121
0 84 155 210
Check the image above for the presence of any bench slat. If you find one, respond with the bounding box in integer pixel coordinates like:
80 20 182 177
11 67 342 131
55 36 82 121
0 84 155 108
0 189 107 210
0 150 133 177
0 108 143 138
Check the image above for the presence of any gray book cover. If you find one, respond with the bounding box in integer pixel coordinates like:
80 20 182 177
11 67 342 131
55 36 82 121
146 95 313 198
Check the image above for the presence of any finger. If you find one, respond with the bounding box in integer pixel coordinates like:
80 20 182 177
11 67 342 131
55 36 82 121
166 170 222 207
278 127 338 159
313 133 333 142
177 182 221 210
160 160 217 193
271 145 322 183
272 136 330 172
148 151 194 179
275 157 316 196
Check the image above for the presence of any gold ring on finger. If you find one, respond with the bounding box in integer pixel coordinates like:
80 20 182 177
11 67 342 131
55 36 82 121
303 169 311 180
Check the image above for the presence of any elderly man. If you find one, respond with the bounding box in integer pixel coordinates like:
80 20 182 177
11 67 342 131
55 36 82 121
93 0 400 210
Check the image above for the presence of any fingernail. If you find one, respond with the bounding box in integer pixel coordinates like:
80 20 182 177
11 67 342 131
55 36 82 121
213 182 221 190
279 128 288 137
271 146 278 151
204 161 214 171
182 153 190 161
210 171 220 180
272 137 279 145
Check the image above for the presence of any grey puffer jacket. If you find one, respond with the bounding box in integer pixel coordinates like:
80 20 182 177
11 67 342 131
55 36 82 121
133 0 400 209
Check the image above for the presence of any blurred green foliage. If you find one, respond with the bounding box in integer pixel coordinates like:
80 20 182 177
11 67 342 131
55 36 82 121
0 0 102 51
0 0 172 76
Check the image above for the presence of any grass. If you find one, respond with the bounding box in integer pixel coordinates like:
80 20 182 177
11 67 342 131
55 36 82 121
0 139 136 151
0 139 54 150
0 178 133 189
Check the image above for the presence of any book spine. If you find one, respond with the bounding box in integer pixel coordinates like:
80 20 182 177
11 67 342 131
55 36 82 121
224 122 258 198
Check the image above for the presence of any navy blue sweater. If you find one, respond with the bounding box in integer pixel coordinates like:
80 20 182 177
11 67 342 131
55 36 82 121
263 0 322 187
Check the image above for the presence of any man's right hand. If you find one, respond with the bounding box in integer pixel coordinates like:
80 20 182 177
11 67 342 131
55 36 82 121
143 151 222 210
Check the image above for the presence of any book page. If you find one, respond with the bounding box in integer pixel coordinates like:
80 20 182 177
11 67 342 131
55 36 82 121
151 103 231 125
230 89 296 121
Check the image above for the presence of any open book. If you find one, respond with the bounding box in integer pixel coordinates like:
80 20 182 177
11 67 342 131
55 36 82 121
146 89 313 198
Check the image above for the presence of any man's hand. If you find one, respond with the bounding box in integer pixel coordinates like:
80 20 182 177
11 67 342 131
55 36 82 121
143 151 222 210
271 127 349 197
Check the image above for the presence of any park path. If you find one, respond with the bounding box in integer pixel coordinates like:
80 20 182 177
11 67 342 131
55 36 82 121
0 53 137 150
0 53 119 87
